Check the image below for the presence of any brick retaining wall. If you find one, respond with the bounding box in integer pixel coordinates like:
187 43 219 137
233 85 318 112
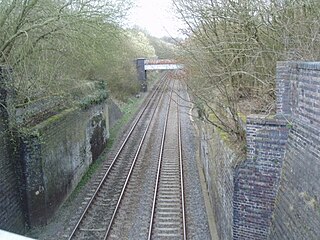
233 116 289 239
200 61 320 240
0 66 26 233
270 62 320 239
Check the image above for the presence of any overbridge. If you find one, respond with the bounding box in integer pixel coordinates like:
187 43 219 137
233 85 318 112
144 59 184 70
136 58 184 91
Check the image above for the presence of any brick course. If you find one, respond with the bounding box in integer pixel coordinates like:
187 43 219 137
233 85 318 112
233 116 289 239
270 62 320 239
0 66 26 233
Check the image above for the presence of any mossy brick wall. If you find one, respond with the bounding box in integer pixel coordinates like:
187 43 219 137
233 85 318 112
0 66 26 233
200 125 241 240
233 116 289 240
15 96 62 125
20 103 109 227
270 62 320 239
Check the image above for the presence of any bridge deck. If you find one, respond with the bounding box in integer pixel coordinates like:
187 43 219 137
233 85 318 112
144 64 183 70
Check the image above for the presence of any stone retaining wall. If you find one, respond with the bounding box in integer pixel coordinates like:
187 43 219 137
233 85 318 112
0 67 120 230
200 125 238 240
19 104 109 227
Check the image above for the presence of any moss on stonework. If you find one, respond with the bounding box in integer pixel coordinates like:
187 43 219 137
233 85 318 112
238 112 247 123
25 108 76 132
39 108 75 126
17 108 78 148
19 127 41 139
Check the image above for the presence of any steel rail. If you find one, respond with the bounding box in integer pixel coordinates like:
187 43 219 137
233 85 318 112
178 84 187 240
102 74 171 240
68 73 169 240
147 80 175 240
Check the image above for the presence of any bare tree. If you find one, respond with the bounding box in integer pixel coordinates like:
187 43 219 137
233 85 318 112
173 0 320 143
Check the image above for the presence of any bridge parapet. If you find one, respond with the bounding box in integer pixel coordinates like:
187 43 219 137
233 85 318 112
136 58 184 92
144 59 178 65
145 59 183 70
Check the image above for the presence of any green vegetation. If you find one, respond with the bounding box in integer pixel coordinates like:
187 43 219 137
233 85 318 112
0 0 159 112
79 81 109 109
38 108 75 128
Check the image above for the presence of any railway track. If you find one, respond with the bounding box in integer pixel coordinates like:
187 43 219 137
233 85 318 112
67 74 187 240
148 79 187 240
67 74 170 240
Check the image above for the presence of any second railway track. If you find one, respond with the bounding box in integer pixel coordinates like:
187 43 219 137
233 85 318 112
148 79 186 240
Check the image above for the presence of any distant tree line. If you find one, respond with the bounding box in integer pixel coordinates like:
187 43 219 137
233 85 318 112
174 0 320 143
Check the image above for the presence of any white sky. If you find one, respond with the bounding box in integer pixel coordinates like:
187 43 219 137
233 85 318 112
127 0 184 38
